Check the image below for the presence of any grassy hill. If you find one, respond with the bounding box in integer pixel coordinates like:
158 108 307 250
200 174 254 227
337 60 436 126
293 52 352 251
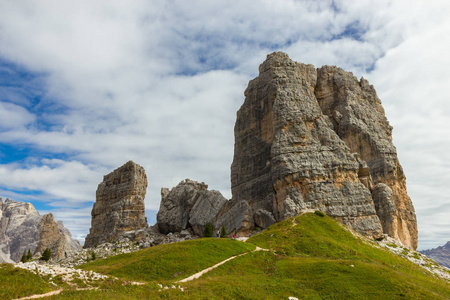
0 263 56 299
2 212 450 299
78 237 256 283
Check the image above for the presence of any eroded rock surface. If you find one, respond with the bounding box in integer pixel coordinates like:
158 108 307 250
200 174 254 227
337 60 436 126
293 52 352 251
0 198 81 262
34 213 81 260
84 161 148 248
315 64 417 249
230 52 417 248
157 179 228 236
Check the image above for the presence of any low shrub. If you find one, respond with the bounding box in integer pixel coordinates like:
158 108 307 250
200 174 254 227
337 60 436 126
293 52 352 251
314 210 325 217
220 225 227 238
204 223 213 237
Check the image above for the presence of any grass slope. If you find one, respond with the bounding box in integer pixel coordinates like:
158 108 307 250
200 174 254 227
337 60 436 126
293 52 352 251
78 237 255 283
0 263 56 299
4 213 450 299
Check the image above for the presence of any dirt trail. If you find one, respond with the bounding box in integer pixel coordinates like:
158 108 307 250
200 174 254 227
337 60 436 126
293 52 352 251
177 246 269 283
16 245 270 297
13 287 99 300
13 289 63 300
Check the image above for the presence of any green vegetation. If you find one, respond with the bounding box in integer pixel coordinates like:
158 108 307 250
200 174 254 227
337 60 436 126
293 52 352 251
86 251 97 262
20 248 33 263
0 263 55 299
40 248 51 261
314 210 325 217
387 243 398 248
4 213 450 299
78 238 255 283
220 224 227 238
204 223 213 237
21 249 27 263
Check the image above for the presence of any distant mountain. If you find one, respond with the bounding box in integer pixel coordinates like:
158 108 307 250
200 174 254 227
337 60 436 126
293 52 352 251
420 242 450 268
0 198 82 262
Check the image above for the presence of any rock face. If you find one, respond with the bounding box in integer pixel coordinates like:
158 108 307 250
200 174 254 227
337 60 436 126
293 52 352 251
157 179 228 236
315 64 417 249
420 242 450 268
0 198 81 262
84 161 148 248
230 52 417 249
34 213 81 260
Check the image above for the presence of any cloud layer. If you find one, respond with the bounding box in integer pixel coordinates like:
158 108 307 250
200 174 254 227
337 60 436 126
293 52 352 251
0 1 449 250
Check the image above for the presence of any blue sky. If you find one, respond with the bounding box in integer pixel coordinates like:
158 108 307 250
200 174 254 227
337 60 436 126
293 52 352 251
0 0 449 250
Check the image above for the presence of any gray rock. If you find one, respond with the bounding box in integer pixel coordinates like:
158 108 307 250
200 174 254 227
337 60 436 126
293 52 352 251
156 179 228 237
230 52 417 244
151 52 417 250
254 209 276 229
84 161 148 248
316 64 417 249
180 229 192 238
34 213 82 261
157 179 208 234
0 198 81 262
214 200 254 237
189 190 228 236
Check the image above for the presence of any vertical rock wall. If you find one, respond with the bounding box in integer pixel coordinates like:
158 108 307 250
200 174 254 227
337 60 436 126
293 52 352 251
84 161 148 248
315 66 418 248
231 52 417 249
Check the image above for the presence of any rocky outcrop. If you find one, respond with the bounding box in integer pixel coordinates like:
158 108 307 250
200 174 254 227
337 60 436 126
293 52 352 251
230 52 417 249
420 242 450 268
84 161 148 248
34 213 81 260
315 64 417 249
0 198 81 262
157 179 228 236
59 224 196 267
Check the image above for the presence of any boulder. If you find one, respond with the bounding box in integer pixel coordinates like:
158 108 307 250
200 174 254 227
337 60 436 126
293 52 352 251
214 200 254 237
157 179 228 236
254 209 276 229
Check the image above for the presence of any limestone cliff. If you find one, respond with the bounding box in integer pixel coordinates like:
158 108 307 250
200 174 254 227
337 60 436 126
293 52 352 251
84 161 148 248
230 52 417 249
0 198 81 262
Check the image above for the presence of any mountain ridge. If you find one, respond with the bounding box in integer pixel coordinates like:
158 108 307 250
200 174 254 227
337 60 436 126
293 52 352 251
0 198 81 262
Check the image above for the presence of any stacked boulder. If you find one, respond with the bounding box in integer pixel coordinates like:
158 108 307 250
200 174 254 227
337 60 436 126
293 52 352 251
157 179 235 237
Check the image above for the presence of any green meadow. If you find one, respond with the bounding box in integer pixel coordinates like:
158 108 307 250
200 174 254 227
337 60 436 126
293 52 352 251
2 213 449 299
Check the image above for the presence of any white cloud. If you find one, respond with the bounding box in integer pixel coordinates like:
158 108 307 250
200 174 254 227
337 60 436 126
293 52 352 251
366 1 450 250
0 1 449 250
0 160 104 207
0 102 35 129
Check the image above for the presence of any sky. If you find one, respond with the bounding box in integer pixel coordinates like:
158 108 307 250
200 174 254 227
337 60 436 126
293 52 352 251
0 0 449 251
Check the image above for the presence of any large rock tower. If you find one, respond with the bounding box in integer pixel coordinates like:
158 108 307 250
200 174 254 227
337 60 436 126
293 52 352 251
231 52 417 249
